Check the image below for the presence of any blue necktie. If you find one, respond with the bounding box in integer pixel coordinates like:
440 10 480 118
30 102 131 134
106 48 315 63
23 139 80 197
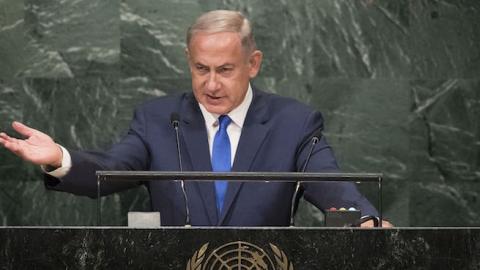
211 115 232 214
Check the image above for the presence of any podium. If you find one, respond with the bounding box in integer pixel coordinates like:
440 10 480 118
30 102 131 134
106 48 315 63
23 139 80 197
1 227 479 269
1 172 479 268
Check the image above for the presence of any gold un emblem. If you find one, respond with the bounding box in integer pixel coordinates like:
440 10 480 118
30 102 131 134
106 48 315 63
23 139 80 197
186 241 294 270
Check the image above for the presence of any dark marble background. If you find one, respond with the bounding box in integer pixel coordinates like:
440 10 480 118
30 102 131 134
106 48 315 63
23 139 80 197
0 0 479 226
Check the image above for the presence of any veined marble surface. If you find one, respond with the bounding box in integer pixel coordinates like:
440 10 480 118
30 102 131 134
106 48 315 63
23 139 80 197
0 0 479 226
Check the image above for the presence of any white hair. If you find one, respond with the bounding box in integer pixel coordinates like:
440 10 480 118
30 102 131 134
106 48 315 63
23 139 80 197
186 10 257 53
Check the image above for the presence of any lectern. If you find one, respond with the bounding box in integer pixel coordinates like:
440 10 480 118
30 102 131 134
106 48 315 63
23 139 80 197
2 172 479 269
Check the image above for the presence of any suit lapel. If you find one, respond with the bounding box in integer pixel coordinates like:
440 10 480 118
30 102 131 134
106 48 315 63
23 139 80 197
218 89 270 225
180 94 218 225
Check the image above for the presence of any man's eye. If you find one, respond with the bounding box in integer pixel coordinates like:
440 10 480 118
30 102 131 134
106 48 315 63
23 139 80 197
196 65 208 72
218 67 233 74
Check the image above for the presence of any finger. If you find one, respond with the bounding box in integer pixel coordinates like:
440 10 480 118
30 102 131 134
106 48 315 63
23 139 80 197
0 132 8 141
0 133 22 146
360 219 393 228
1 140 23 156
381 220 394 228
1 136 21 152
360 220 374 228
12 121 35 138
0 132 15 144
0 133 30 159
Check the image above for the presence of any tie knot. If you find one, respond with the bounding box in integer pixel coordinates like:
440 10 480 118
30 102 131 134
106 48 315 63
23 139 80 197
218 115 231 131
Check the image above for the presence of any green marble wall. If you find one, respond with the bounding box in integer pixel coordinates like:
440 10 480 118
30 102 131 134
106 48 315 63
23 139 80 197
0 0 479 226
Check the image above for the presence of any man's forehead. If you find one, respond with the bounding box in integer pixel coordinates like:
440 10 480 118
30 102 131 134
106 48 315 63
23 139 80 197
195 61 235 67
187 32 246 65
191 53 237 68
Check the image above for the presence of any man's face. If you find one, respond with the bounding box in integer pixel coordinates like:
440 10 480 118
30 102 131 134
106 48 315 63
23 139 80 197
186 32 262 115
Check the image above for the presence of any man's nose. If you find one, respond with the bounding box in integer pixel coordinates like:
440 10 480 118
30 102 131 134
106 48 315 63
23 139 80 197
205 72 220 91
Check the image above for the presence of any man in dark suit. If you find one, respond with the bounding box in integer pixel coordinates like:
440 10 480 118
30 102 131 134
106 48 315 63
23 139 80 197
0 10 390 227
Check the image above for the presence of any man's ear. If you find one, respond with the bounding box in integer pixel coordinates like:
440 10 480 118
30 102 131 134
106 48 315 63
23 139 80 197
248 50 263 79
185 48 190 60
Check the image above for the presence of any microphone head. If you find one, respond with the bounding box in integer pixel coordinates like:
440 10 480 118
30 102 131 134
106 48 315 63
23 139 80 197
170 112 180 127
312 128 323 143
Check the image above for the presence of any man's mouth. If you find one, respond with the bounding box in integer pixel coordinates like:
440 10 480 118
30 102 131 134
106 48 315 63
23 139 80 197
206 94 223 101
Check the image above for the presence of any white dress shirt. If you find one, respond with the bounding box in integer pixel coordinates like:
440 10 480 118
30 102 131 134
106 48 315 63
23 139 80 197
44 84 253 177
198 84 252 167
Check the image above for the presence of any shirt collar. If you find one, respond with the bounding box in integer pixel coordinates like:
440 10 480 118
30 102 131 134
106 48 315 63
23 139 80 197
198 84 253 128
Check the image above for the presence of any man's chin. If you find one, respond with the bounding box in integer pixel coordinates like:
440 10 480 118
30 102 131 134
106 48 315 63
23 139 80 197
204 104 229 115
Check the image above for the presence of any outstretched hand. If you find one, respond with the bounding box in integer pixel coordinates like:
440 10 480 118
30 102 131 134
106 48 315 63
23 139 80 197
0 121 63 167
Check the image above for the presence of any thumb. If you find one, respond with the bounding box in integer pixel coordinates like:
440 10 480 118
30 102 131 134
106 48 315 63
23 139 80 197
12 121 35 138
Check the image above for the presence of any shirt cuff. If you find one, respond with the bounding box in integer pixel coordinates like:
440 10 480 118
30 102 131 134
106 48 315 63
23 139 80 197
41 145 72 178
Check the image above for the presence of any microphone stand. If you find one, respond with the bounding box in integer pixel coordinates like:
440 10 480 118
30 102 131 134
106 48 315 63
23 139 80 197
289 131 321 227
171 113 191 227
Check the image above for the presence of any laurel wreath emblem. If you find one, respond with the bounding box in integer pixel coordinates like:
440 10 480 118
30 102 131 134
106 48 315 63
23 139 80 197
269 243 294 270
186 242 294 270
186 243 209 270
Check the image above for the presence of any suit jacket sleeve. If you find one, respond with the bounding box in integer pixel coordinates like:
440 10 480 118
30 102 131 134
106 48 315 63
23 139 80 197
44 106 151 198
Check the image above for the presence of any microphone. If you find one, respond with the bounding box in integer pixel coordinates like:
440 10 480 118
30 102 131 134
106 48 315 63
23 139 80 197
289 128 323 227
170 112 191 227
171 113 182 171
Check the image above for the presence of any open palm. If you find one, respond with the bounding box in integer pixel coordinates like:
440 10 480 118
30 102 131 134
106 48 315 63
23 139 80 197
0 121 62 167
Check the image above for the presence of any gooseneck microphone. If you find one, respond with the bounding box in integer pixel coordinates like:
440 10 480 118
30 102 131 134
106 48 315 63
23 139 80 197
170 113 191 227
171 113 183 171
289 128 323 227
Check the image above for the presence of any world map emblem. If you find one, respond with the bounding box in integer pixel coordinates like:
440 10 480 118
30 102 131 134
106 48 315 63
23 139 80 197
186 241 294 270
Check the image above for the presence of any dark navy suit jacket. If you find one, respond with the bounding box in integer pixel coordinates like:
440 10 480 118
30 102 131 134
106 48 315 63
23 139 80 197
46 88 378 226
